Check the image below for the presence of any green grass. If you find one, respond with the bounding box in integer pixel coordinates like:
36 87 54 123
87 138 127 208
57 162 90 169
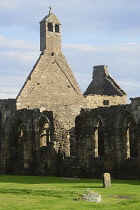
0 175 139 209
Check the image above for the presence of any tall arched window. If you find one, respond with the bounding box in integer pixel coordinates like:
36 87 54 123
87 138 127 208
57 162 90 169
16 119 24 156
40 122 50 147
94 118 105 157
123 115 138 159
36 115 50 148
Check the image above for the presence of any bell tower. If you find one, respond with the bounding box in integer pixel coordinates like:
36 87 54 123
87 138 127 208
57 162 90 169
16 7 85 130
40 7 62 55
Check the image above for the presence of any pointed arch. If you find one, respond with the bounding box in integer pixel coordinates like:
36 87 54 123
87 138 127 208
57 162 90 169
122 112 138 159
16 118 24 138
35 115 51 147
93 116 105 128
15 118 24 157
93 116 105 157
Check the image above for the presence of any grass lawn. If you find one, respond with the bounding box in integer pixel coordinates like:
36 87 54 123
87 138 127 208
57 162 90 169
0 175 139 210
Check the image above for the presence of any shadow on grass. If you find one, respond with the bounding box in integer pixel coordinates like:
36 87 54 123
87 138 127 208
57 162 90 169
0 175 103 185
0 175 139 186
72 186 103 189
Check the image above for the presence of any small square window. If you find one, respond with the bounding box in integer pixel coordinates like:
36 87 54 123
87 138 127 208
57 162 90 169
51 52 55 56
103 100 109 105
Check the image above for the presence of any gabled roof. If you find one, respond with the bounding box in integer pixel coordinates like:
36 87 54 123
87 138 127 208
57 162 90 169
40 7 61 24
84 65 126 96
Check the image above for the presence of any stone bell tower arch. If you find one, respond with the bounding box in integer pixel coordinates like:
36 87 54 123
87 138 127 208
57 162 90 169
40 6 62 55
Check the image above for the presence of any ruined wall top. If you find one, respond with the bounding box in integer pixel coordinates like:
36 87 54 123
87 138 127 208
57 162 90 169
0 99 16 110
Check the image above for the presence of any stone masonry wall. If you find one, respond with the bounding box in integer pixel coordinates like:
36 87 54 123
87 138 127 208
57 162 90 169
75 98 140 177
85 95 126 109
0 99 16 173
16 52 85 129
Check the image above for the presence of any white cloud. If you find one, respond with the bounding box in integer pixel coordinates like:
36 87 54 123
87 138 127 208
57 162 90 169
0 36 40 99
64 42 140 53
0 0 140 36
0 51 39 65
0 0 20 9
74 73 91 92
0 36 39 51
118 79 140 88
0 93 17 99
63 44 97 52
0 36 39 71
0 85 26 100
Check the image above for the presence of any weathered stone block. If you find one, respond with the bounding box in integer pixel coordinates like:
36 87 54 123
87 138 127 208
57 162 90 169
103 173 111 188
82 190 101 203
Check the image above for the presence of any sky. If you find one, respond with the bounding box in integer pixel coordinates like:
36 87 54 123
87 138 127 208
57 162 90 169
0 0 140 102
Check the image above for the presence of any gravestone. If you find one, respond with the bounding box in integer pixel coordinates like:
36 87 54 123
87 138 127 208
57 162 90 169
103 173 111 188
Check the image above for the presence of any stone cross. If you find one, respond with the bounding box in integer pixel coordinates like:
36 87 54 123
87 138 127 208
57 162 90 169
49 6 52 15
103 173 111 188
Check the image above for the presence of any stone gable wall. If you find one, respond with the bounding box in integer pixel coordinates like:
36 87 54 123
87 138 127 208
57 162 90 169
16 52 85 129
85 95 126 109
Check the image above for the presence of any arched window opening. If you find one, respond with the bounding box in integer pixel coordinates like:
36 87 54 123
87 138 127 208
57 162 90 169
16 119 24 160
55 24 59 33
123 116 138 159
128 118 138 158
48 23 53 32
40 122 50 147
94 119 105 157
17 119 24 140
98 120 105 157
36 115 50 148
75 116 83 140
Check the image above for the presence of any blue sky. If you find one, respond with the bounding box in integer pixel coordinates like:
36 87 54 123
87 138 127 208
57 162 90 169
0 0 140 102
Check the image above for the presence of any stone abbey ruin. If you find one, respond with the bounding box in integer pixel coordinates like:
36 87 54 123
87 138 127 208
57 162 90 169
0 8 140 178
